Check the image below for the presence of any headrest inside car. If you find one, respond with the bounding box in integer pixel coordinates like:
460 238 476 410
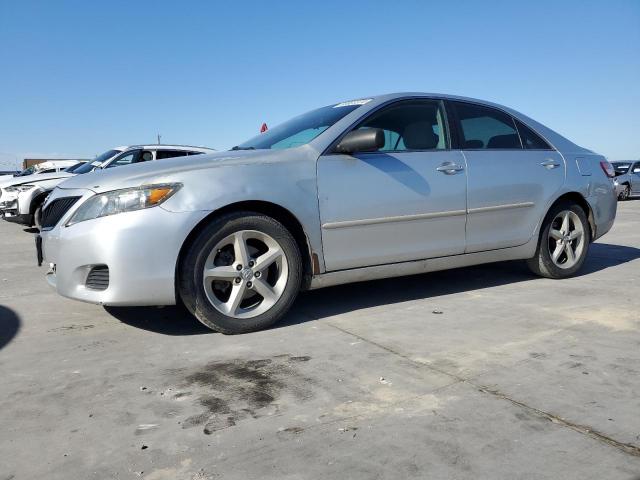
403 122 439 150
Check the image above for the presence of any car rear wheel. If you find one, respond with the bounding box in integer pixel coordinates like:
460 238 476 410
178 212 302 334
527 201 590 279
618 184 630 201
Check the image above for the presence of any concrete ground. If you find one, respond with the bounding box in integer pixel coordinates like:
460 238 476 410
1 201 639 480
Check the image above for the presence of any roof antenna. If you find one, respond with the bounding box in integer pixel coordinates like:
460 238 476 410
157 134 162 145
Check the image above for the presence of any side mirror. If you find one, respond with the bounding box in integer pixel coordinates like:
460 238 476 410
335 128 385 154
633 167 640 174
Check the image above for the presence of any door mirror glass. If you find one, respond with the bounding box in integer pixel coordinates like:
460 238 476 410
335 128 385 154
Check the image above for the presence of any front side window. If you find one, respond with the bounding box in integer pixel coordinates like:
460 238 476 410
352 100 448 151
234 102 364 151
453 102 521 150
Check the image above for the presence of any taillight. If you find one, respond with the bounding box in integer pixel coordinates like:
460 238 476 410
600 161 615 178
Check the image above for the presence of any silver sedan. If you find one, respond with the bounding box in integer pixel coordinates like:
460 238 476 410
39 93 617 334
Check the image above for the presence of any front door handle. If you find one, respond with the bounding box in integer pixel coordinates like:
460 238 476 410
541 159 561 169
436 162 464 175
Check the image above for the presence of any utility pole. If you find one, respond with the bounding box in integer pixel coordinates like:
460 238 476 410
157 134 161 145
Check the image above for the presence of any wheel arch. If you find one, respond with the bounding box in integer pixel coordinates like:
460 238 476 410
176 200 315 293
29 190 50 214
547 192 595 241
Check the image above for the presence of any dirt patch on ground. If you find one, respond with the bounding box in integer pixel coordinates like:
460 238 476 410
171 355 314 434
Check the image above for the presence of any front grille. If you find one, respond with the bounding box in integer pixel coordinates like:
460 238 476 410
41 196 81 229
86 265 109 290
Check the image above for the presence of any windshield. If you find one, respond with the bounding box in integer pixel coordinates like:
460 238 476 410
612 163 631 176
16 166 37 176
233 102 366 151
64 162 84 173
74 150 121 174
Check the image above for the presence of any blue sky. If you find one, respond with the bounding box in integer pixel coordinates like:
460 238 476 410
0 0 638 169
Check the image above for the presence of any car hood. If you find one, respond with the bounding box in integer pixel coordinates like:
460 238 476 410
57 149 296 193
0 171 75 188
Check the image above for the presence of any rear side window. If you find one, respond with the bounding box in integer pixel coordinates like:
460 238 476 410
452 102 521 150
514 119 552 150
354 100 448 151
156 150 189 160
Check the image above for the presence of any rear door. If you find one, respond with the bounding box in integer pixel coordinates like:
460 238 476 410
449 101 565 252
317 99 468 271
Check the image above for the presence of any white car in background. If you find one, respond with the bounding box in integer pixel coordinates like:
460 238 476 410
4 145 215 226
0 160 83 217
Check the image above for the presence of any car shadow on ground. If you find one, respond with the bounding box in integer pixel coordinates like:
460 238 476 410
0 305 21 350
104 304 212 335
105 242 640 335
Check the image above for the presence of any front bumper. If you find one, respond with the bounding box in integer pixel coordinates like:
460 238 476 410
41 200 209 306
0 197 17 213
3 211 32 225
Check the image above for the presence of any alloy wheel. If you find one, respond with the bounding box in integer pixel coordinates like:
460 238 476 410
619 185 630 201
547 210 586 269
202 230 289 319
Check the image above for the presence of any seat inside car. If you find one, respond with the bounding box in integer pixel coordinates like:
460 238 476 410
486 133 520 149
402 122 439 150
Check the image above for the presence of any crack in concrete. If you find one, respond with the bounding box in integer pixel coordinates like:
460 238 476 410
326 322 640 458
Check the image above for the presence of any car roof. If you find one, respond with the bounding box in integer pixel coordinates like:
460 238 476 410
117 144 215 152
315 92 590 154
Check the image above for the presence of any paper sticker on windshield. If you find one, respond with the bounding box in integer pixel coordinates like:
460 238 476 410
333 98 372 108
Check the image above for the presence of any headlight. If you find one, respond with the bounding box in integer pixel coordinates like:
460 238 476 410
5 184 35 192
66 183 182 226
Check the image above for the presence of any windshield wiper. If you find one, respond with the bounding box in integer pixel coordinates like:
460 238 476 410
230 146 255 151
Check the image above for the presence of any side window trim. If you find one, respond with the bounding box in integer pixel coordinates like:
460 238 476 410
448 100 525 151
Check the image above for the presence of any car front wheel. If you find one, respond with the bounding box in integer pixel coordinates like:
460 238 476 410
618 184 630 201
527 201 590 279
179 212 302 334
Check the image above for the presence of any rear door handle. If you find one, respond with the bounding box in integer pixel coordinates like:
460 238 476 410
541 159 561 169
436 162 464 175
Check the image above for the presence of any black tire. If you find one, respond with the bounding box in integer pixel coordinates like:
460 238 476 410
33 204 43 229
618 185 630 201
178 212 302 334
527 201 590 279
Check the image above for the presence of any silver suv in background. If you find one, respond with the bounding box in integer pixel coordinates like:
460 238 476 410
612 161 640 200
39 93 617 334
5 145 214 227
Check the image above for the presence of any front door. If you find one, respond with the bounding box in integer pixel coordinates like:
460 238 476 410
317 99 468 271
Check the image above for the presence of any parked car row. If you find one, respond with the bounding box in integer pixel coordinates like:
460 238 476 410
0 145 214 227
20 92 618 335
612 161 640 200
